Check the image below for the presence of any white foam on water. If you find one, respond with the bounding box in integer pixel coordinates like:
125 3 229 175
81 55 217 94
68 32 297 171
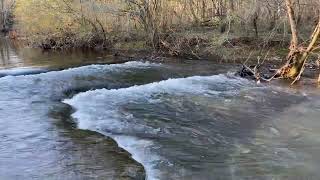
0 61 163 178
0 61 159 79
0 67 46 75
112 135 161 180
64 74 251 180
0 61 160 98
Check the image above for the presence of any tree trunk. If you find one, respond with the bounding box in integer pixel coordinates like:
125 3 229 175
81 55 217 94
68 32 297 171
285 0 299 51
280 0 320 83
230 0 234 11
253 12 259 37
189 0 200 25
201 0 206 21
281 19 320 83
286 19 320 80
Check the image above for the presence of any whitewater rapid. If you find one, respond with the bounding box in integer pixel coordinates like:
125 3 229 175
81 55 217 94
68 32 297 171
2 60 319 180
63 66 320 180
0 61 162 179
63 74 255 179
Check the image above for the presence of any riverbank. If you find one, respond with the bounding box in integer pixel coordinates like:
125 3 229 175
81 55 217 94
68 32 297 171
11 29 290 60
8 0 319 85
2 29 319 85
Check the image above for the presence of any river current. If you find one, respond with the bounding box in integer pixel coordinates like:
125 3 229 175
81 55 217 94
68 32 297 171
1 38 320 180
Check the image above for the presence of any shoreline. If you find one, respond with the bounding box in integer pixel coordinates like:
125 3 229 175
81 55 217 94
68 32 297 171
2 33 319 86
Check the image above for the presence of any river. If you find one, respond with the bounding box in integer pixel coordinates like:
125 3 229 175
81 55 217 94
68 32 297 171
1 37 320 180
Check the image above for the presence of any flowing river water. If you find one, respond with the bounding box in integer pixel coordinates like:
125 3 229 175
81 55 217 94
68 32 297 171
1 37 320 180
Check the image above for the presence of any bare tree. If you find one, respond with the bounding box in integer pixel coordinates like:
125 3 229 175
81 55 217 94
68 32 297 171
274 0 320 84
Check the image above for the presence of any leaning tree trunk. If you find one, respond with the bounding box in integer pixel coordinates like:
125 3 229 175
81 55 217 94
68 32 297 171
281 18 320 82
286 20 320 81
285 0 299 55
280 0 320 83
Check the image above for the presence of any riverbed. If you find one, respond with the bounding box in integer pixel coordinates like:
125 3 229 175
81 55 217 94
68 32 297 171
1 37 320 180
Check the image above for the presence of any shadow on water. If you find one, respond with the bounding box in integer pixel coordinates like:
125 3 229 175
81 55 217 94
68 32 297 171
0 38 162 179
0 63 183 179
0 43 235 179
41 62 239 180
62 67 320 180
48 103 146 180
0 36 132 70
1 36 320 180
114 83 309 179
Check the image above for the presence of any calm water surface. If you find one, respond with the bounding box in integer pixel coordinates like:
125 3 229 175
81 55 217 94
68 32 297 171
1 37 320 180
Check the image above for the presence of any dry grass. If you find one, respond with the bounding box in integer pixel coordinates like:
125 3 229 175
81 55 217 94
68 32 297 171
10 0 319 51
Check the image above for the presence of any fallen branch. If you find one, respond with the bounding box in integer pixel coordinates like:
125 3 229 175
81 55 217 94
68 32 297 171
240 52 270 83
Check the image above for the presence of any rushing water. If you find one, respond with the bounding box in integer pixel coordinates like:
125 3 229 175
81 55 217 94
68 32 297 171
1 38 320 180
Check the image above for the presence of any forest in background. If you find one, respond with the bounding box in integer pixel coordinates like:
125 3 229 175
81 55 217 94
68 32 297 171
0 0 319 66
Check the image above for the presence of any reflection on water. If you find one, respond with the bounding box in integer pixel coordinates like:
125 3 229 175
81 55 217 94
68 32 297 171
0 37 19 67
0 37 129 69
1 37 320 180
